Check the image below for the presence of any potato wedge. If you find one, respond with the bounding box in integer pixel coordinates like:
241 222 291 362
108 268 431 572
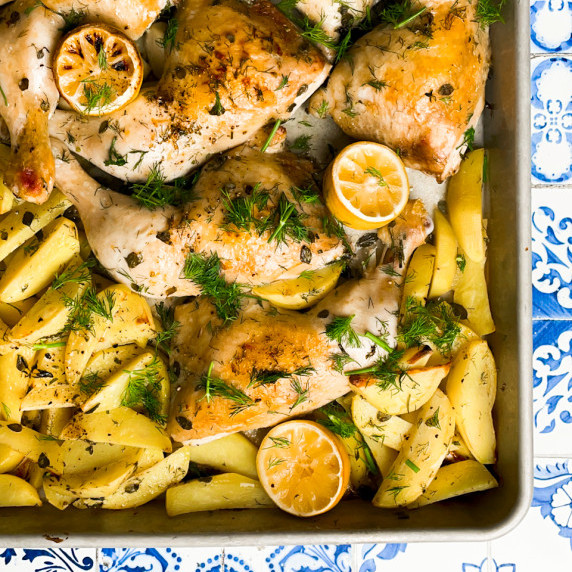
0 444 25 473
59 441 140 474
0 474 41 506
400 244 435 318
40 408 75 438
186 433 258 480
447 431 474 461
446 340 496 464
351 394 412 450
373 389 455 507
453 254 495 336
135 447 165 474
43 474 77 510
0 217 80 303
0 420 63 473
0 178 14 215
59 407 172 452
0 348 35 422
82 344 143 382
447 149 485 263
363 436 398 477
75 445 192 509
428 210 458 298
166 473 274 516
350 363 451 415
252 262 344 310
408 459 498 508
0 190 71 263
0 298 37 328
10 255 90 343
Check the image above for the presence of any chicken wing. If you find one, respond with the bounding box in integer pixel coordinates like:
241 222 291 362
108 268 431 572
169 200 432 444
308 0 490 181
0 0 63 203
49 0 331 182
52 132 346 298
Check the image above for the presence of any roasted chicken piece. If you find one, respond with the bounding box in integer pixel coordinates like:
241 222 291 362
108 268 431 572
50 0 331 182
0 0 63 203
52 132 346 298
308 0 490 181
169 200 432 444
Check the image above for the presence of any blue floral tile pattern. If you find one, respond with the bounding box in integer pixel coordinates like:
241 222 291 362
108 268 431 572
530 0 572 53
0 548 96 571
265 545 351 572
531 57 572 184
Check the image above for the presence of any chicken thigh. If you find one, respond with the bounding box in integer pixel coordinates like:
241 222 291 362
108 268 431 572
50 0 331 182
308 0 490 181
169 200 432 444
0 0 63 203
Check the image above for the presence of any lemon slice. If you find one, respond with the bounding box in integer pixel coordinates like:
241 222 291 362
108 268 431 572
54 24 143 116
324 142 409 230
256 420 350 517
252 262 344 310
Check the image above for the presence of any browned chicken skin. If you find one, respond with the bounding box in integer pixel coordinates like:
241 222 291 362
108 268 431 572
309 0 490 181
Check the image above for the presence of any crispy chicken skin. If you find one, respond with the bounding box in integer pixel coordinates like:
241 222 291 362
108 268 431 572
50 0 331 182
308 0 490 181
0 0 63 203
169 200 433 444
52 133 345 297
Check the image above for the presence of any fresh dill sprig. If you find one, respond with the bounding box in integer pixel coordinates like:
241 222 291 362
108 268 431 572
198 362 254 416
131 164 194 209
348 347 408 391
209 91 226 116
365 79 388 91
364 166 388 187
299 17 338 50
276 0 299 17
425 407 441 430
289 135 312 153
291 185 321 205
378 0 427 29
248 365 315 389
261 119 282 153
60 7 85 33
221 183 269 232
121 358 166 424
264 193 310 246
325 315 361 348
104 136 127 167
62 287 116 334
316 100 329 119
79 371 105 396
264 436 291 449
183 252 244 322
457 127 475 157
275 75 289 91
159 17 179 52
97 47 108 70
154 301 180 354
330 352 356 373
81 80 115 114
475 0 505 27
51 258 95 291
289 377 309 411
456 254 467 272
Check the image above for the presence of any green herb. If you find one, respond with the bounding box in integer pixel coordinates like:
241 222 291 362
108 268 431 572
79 371 105 396
23 241 39 256
260 119 282 153
131 164 194 209
299 17 338 51
264 436 291 449
411 41 429 49
0 402 10 419
316 100 329 119
267 457 286 469
122 358 166 424
378 0 427 28
425 407 441 430
405 458 420 473
265 193 309 246
62 287 116 334
221 183 269 232
334 29 353 63
159 17 179 52
365 80 388 91
330 352 356 373
325 315 361 348
209 91 225 116
24 1 43 15
387 485 408 500
60 7 85 32
154 301 180 354
31 340 67 351
364 166 388 187
0 85 7 106
382 265 401 278
289 135 312 153
289 377 309 411
97 47 108 70
198 362 254 416
456 254 467 272
248 365 315 388
348 347 408 391
458 127 475 156
475 0 505 26
276 75 289 91
104 136 127 167
291 185 321 205
363 331 392 352
183 252 244 322
276 0 299 17
81 80 115 114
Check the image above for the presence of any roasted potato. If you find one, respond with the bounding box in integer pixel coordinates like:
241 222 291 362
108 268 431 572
428 209 457 298
0 474 41 506
400 244 435 319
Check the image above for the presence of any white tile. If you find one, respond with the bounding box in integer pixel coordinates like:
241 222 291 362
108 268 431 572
98 548 223 572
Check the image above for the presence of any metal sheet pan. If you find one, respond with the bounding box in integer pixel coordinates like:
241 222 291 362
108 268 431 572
0 0 532 546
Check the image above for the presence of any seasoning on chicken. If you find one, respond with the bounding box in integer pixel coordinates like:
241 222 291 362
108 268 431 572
168 200 433 444
308 0 490 182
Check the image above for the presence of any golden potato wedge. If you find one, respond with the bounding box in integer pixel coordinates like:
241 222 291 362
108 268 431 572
373 389 455 507
0 474 41 506
447 149 485 263
446 339 496 464
59 441 140 474
0 190 71 263
351 394 412 450
448 431 474 461
0 444 25 473
0 348 35 422
454 254 495 336
252 262 344 310
0 217 80 303
59 407 171 452
135 447 165 474
0 178 13 215
408 459 498 508
429 210 458 298
82 344 143 382
43 474 77 510
166 473 274 516
0 298 37 328
40 408 75 438
0 420 63 473
74 445 192 510
10 255 90 343
400 244 435 318
363 435 398 477
186 433 258 480
350 363 451 415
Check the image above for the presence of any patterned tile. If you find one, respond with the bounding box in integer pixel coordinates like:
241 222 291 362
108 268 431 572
531 57 572 185
0 548 96 571
490 460 572 570
532 187 572 318
98 548 222 572
530 0 572 53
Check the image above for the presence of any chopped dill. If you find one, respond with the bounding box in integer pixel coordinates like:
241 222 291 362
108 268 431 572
364 166 388 187
289 377 309 411
60 7 85 33
325 314 361 348
425 407 441 430
378 0 427 28
456 253 467 272
264 436 291 449
209 91 226 116
131 163 195 209
265 193 310 246
61 287 115 334
457 127 475 157
275 75 289 91
158 17 179 52
248 365 315 388
476 0 505 27
289 135 312 153
365 80 388 91
154 301 180 354
104 136 127 167
276 0 299 17
51 258 95 291
299 17 338 51
261 119 282 153
381 265 401 277
267 457 286 469
316 100 330 119
291 185 321 205
330 352 356 373
121 358 166 424
348 347 408 391
97 47 108 70
81 80 115 114
221 183 269 232
387 485 408 500
79 371 105 396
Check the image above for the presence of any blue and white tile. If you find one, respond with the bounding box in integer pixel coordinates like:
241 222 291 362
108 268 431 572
490 460 572 570
531 56 572 185
532 187 572 318
355 541 487 571
0 548 97 571
530 0 572 53
98 548 222 572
